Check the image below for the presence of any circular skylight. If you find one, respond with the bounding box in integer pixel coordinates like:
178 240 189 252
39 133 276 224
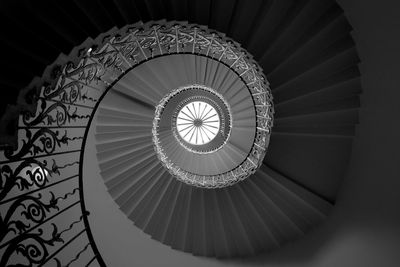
176 101 220 145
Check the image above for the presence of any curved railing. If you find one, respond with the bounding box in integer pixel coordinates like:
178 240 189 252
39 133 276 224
0 20 274 266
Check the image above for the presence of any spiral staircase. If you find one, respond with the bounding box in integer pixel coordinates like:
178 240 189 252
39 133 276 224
0 0 361 265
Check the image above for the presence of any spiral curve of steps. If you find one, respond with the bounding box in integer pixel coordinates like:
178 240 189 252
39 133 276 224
92 12 358 257
0 0 361 265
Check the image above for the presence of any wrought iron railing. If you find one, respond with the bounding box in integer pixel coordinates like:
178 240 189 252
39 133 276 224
0 20 273 265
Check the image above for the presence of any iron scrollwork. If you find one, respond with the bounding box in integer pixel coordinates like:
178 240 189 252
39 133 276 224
1 20 274 265
3 129 73 161
0 223 63 267
0 159 54 202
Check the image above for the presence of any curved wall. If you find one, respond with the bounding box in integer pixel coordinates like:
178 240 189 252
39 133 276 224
84 0 400 266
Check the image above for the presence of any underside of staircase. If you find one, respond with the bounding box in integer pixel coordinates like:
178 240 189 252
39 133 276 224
0 0 361 265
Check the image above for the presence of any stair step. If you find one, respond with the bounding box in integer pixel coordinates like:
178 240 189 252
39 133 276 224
261 1 341 73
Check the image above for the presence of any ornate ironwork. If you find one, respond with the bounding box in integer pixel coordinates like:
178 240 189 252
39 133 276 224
148 22 273 187
0 20 273 264
154 84 233 155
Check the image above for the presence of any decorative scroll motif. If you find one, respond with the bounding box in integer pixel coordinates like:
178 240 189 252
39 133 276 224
0 188 80 266
1 21 273 264
0 159 53 201
142 23 274 187
22 100 91 127
0 223 63 266
1 194 58 241
42 78 84 104
3 129 70 161
0 190 77 243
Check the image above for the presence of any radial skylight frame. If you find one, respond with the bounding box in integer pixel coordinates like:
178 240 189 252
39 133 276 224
176 101 220 145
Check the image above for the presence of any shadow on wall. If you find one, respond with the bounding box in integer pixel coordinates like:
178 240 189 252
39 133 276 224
226 0 400 266
224 201 400 266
